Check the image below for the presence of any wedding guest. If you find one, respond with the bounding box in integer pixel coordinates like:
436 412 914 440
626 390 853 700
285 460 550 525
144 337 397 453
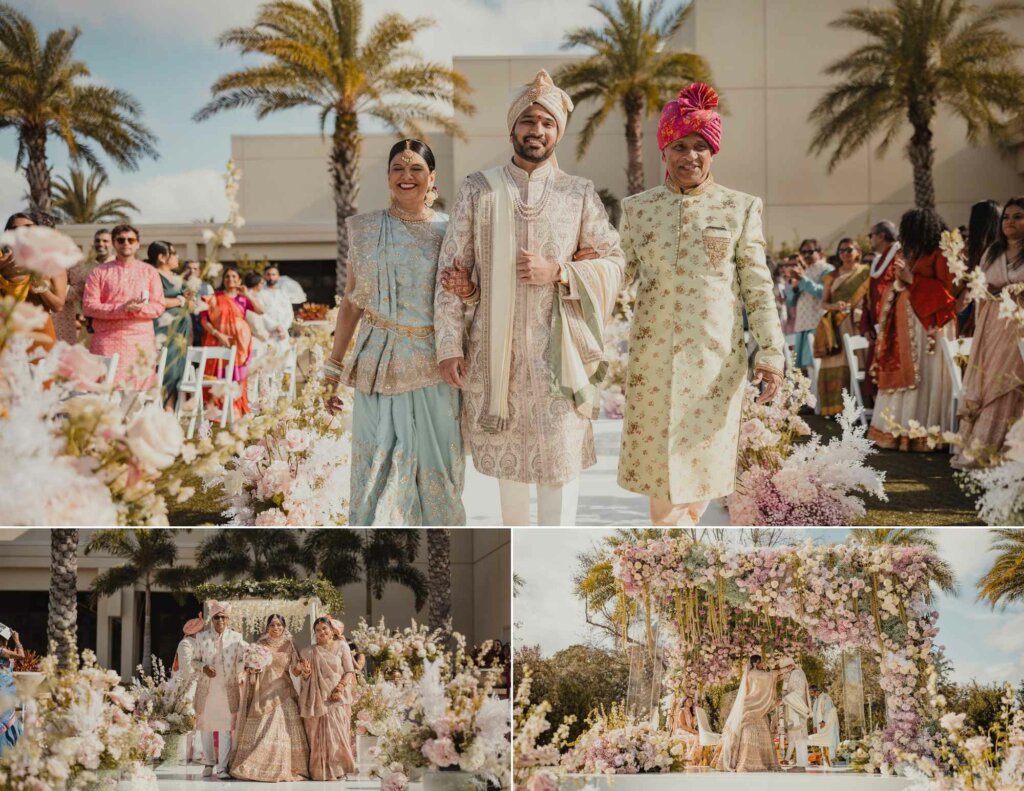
243 272 271 366
299 616 357 781
265 263 307 305
201 265 261 417
0 625 25 758
861 220 902 403
231 614 309 782
953 197 1024 469
82 224 165 389
326 139 466 525
671 694 701 763
184 259 214 345
171 613 206 765
93 228 115 264
715 655 793 772
1 212 66 353
956 200 1002 336
786 238 833 374
815 238 870 415
869 209 957 450
148 241 192 409
262 264 295 354
192 602 246 780
779 254 801 337
781 658 811 768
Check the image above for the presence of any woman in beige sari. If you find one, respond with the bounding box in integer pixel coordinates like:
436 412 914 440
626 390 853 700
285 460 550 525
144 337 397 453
671 694 701 763
230 614 309 782
299 617 357 781
953 198 1024 468
715 655 792 772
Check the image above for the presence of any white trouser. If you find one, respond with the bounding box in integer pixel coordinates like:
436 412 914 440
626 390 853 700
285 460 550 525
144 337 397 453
498 477 580 525
200 731 232 773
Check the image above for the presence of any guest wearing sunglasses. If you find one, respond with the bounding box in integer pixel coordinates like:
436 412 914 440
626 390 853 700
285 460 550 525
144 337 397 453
814 238 870 416
82 224 165 389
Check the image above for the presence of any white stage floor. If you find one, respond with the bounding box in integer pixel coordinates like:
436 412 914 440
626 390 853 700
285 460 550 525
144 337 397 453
564 768 913 791
154 765 390 789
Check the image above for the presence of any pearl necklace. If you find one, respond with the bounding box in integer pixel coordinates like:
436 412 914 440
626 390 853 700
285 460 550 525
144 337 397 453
501 166 553 221
388 205 433 224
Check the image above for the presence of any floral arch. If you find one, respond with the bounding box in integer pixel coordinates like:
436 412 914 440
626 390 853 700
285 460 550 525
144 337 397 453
613 539 941 761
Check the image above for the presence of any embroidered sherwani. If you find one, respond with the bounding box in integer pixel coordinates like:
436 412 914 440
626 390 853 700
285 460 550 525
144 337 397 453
617 179 785 503
192 628 246 773
434 161 625 486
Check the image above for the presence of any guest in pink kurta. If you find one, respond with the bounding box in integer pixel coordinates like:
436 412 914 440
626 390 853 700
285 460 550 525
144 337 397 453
82 224 165 388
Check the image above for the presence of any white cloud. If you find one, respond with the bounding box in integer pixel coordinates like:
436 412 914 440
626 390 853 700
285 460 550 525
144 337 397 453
987 612 1024 654
114 169 228 224
0 160 29 213
21 0 598 60
933 529 996 589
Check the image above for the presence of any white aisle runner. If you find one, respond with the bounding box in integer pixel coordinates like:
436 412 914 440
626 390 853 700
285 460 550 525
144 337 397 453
155 764 388 789
462 418 730 527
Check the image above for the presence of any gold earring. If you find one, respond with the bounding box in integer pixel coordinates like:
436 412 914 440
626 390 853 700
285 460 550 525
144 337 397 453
425 187 438 208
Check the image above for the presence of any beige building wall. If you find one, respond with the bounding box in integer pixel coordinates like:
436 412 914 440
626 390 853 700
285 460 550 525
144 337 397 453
59 0 1024 270
0 528 510 680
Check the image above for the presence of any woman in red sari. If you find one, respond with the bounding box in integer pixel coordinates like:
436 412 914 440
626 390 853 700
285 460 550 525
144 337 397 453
201 266 262 416
868 209 957 451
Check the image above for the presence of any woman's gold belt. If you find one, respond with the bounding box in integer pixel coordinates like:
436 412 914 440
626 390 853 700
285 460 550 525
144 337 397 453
364 307 434 339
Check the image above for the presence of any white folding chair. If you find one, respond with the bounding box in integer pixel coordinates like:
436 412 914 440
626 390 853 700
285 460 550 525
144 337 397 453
940 336 971 434
280 347 298 401
841 333 872 426
91 352 119 394
175 346 236 438
137 345 168 408
807 732 833 767
695 706 721 765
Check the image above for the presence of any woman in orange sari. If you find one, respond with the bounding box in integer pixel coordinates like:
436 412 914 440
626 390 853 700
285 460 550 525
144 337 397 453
868 208 957 450
0 212 65 353
200 266 262 416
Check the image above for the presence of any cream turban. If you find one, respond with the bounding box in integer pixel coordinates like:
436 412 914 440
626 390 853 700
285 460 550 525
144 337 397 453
507 69 574 141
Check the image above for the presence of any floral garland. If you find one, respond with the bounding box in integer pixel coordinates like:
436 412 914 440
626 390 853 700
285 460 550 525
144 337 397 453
0 649 162 790
614 539 940 762
193 577 343 620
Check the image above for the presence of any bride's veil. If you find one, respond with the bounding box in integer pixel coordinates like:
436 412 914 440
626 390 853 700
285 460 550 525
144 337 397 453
718 665 749 771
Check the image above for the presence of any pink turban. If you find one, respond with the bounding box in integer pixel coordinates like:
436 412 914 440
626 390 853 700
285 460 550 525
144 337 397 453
207 600 230 618
182 613 205 636
657 83 722 153
324 614 345 639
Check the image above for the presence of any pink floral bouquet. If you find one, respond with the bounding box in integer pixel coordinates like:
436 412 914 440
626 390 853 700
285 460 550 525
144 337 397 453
243 643 273 673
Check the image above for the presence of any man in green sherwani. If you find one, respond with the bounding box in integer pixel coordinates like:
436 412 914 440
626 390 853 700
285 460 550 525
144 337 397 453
617 83 786 526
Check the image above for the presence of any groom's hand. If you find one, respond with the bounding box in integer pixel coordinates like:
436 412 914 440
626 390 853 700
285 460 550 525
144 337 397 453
753 368 783 404
518 248 559 285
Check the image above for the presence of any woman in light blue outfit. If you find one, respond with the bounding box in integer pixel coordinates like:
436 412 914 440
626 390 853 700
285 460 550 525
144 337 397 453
0 627 25 758
324 139 465 525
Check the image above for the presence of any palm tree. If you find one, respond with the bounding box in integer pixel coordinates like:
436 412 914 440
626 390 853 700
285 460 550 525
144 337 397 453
977 528 1024 609
808 0 1024 211
194 530 304 581
426 530 452 633
48 529 79 670
52 167 138 224
0 5 158 214
193 0 473 294
301 528 428 621
848 528 958 600
555 0 712 196
83 529 194 674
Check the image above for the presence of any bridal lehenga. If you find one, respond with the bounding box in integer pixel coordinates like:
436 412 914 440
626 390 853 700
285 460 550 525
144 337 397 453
230 636 309 781
714 667 782 772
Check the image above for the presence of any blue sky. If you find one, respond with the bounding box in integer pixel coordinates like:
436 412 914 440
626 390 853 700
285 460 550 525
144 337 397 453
514 529 1024 686
0 0 605 222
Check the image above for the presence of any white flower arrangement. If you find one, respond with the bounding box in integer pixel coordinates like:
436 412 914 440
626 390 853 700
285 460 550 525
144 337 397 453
514 667 575 789
131 657 196 736
350 618 445 680
0 649 164 790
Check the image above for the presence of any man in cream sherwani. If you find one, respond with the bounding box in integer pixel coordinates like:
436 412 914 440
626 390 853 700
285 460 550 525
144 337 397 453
811 684 840 758
436 69 625 526
191 601 246 779
617 82 786 526
780 658 812 768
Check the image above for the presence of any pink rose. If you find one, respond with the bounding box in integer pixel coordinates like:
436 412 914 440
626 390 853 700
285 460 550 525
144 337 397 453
422 737 460 768
528 770 558 791
125 404 184 471
285 428 311 453
58 344 109 391
241 444 267 463
9 300 49 334
0 225 84 278
382 771 409 791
